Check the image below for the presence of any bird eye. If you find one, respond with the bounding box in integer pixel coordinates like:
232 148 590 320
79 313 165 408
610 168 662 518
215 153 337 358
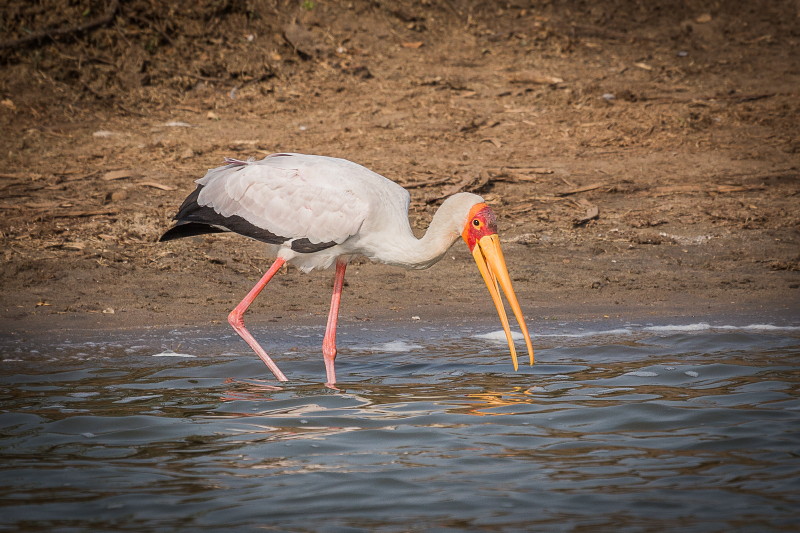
472 219 481 227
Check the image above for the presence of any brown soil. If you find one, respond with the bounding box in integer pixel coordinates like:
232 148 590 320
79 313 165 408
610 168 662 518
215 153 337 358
1 0 799 338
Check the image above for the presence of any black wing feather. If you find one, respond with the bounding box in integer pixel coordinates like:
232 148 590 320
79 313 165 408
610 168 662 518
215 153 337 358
160 183 337 253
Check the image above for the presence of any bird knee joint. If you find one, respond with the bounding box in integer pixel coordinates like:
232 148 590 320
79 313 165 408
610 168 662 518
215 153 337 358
228 311 244 329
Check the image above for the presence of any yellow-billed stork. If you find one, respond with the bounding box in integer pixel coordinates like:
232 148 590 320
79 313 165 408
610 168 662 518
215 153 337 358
161 153 533 384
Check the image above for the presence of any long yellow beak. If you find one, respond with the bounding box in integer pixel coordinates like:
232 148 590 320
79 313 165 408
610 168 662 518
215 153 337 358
472 234 534 370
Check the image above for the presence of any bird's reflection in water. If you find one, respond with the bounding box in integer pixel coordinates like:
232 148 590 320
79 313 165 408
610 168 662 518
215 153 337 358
456 386 539 416
217 373 541 421
217 377 351 407
219 377 282 402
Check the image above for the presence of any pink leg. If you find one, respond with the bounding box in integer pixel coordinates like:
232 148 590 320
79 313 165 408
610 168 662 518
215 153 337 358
322 260 347 385
228 258 289 382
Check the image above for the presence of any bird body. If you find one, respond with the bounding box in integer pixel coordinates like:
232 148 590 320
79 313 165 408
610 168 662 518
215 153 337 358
162 153 534 384
163 153 475 272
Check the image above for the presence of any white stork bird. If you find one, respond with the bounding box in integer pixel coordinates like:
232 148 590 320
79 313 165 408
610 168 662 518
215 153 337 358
161 153 534 384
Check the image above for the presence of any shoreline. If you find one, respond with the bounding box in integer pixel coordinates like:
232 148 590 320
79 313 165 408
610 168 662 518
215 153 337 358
4 295 797 339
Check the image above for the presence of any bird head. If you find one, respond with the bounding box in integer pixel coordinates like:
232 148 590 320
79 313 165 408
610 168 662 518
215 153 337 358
461 202 534 370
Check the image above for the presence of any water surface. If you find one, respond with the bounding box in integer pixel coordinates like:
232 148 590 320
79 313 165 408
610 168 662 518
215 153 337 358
2 321 799 531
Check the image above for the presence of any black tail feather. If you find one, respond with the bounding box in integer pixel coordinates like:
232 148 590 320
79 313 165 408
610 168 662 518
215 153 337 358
159 222 227 242
173 186 203 221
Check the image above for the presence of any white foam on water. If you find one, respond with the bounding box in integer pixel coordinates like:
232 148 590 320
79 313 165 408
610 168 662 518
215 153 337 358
376 340 424 353
596 328 634 336
151 351 196 358
644 323 713 332
542 328 634 338
474 330 525 341
738 324 800 331
684 370 699 377
353 340 425 353
644 323 800 333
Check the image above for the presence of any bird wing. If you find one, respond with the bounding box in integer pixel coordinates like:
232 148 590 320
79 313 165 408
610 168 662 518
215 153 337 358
191 154 388 248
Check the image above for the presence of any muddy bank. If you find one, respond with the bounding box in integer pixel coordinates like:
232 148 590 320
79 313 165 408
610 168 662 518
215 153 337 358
1 0 798 336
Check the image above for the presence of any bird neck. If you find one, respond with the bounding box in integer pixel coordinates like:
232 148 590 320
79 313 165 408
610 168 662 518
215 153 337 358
379 193 483 270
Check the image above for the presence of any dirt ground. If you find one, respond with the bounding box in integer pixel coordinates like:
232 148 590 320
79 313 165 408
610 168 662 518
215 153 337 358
1 0 799 339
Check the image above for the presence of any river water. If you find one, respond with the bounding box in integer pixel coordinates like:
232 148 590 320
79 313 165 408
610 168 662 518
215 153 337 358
1 320 799 532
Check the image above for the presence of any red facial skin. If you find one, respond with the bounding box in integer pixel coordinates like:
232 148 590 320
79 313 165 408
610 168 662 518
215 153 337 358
461 203 498 251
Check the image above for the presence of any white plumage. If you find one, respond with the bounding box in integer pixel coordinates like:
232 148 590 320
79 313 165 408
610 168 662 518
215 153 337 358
196 154 377 250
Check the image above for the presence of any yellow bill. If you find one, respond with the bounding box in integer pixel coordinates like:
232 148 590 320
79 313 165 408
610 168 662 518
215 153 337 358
471 234 535 370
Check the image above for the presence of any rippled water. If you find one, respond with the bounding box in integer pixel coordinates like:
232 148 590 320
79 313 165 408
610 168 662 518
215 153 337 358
2 321 799 532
